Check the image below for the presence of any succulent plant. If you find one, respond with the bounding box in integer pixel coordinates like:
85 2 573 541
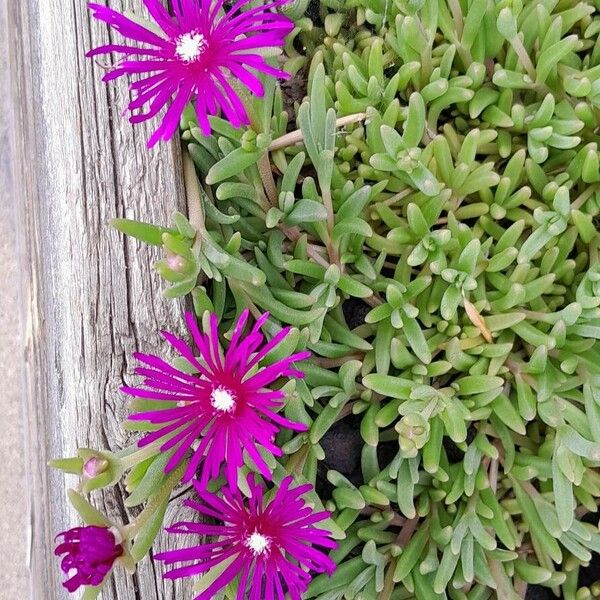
54 0 600 598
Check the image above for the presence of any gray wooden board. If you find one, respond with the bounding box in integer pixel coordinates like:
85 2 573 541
7 1 198 598
1 0 30 597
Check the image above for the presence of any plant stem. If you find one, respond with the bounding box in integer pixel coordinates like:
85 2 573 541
360 506 405 526
268 113 367 151
396 516 419 547
118 439 163 471
124 462 185 538
257 150 335 268
572 183 599 210
257 152 278 205
489 457 499 492
379 556 397 600
590 236 599 265
182 149 205 251
286 443 310 475
281 225 330 268
510 35 536 81
318 182 341 267
322 186 335 233
447 0 463 39
258 150 340 268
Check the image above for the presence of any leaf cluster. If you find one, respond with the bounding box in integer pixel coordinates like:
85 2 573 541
110 0 600 598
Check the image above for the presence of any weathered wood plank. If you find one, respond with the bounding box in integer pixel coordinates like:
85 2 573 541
0 1 30 597
8 1 195 598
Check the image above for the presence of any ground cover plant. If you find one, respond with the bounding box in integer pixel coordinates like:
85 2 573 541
51 0 600 598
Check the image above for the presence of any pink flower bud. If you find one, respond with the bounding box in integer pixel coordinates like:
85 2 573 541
83 456 109 478
166 254 187 272
55 525 123 592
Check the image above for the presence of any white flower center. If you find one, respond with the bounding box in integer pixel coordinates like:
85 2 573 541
175 31 207 62
210 386 236 413
245 531 271 556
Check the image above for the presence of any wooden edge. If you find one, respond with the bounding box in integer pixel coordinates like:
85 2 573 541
8 1 194 598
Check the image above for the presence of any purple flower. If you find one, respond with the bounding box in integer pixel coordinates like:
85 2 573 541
87 0 293 146
123 310 309 487
157 474 337 600
55 526 124 592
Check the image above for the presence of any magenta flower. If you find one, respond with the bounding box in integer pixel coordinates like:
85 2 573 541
157 474 337 600
87 0 293 146
123 310 309 487
55 526 124 592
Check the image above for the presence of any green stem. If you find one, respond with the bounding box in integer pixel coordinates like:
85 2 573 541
590 236 599 265
319 184 341 267
124 462 185 538
509 35 536 81
447 0 463 39
257 152 278 205
183 148 206 251
572 183 599 210
321 186 335 233
118 439 163 471
286 443 310 475
263 125 341 269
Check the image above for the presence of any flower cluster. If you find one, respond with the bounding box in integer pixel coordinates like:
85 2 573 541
55 310 336 596
52 2 339 597
87 0 293 146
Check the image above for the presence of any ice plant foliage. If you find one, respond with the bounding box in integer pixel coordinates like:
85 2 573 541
87 0 293 146
157 474 337 600
54 526 124 592
54 0 600 597
123 311 309 487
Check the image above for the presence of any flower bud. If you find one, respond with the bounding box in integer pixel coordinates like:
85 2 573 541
166 253 188 273
55 525 124 592
83 456 109 478
78 449 123 494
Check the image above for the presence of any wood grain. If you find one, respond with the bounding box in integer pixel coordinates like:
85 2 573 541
8 1 196 598
0 0 30 596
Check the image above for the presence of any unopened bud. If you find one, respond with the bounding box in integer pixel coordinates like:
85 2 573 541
166 254 187 272
84 456 109 478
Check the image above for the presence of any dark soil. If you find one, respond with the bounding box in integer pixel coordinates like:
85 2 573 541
376 439 398 469
525 585 554 600
320 418 363 476
384 64 399 79
343 298 371 329
306 0 323 27
281 67 308 129
316 417 364 498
